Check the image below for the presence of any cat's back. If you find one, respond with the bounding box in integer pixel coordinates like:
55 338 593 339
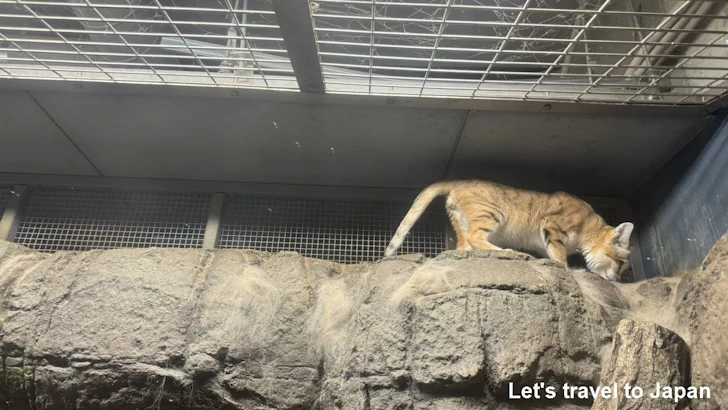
449 180 594 224
546 190 600 227
449 180 550 210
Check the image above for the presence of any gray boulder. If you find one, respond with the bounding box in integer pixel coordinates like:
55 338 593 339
592 319 690 410
675 233 728 409
0 232 726 410
0 243 616 409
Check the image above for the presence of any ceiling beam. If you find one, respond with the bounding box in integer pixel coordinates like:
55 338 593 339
270 0 326 94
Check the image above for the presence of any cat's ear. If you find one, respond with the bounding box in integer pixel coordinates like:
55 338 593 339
613 223 633 250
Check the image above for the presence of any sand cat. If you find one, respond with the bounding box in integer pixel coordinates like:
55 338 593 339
384 180 633 282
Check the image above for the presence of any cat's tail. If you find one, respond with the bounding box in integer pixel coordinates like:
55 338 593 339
384 182 454 257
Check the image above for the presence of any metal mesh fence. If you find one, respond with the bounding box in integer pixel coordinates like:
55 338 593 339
0 0 725 105
0 186 11 218
0 0 297 90
14 187 210 252
6 186 634 281
312 1 728 105
219 194 447 263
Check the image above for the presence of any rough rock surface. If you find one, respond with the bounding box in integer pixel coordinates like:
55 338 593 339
0 232 726 410
0 242 615 409
592 320 690 410
675 233 728 409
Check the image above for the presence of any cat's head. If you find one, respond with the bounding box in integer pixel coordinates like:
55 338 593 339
585 222 633 282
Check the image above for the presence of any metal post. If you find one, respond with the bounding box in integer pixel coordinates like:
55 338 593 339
0 185 29 242
202 193 225 250
445 222 457 251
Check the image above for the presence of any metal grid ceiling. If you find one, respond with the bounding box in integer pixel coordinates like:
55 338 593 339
219 194 447 263
0 0 298 90
0 186 11 218
312 0 728 104
0 0 726 105
14 188 210 251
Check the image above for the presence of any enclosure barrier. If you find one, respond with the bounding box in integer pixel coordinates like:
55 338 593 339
0 184 448 262
0 183 637 278
1 1 727 106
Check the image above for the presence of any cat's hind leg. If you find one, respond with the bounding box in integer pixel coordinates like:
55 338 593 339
446 197 472 250
542 223 569 268
465 218 505 251
447 197 515 252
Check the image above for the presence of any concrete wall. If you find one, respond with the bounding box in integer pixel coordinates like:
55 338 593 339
0 82 706 197
631 111 728 278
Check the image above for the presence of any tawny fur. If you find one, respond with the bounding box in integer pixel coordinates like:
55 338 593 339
384 180 634 282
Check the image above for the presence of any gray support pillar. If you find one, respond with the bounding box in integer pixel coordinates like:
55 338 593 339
0 185 29 242
202 193 225 250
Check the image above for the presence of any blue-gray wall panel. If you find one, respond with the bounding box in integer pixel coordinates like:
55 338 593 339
631 113 728 278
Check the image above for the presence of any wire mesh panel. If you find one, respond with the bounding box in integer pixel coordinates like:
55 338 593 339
0 0 297 90
311 0 728 105
14 187 210 252
0 1 725 105
0 186 11 218
219 194 447 263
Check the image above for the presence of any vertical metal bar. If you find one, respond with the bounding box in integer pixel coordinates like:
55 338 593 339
583 28 594 84
418 0 452 97
202 193 225 250
241 0 249 38
445 222 456 251
369 0 375 94
0 185 29 243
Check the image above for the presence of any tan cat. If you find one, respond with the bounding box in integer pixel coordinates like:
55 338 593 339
384 180 633 282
